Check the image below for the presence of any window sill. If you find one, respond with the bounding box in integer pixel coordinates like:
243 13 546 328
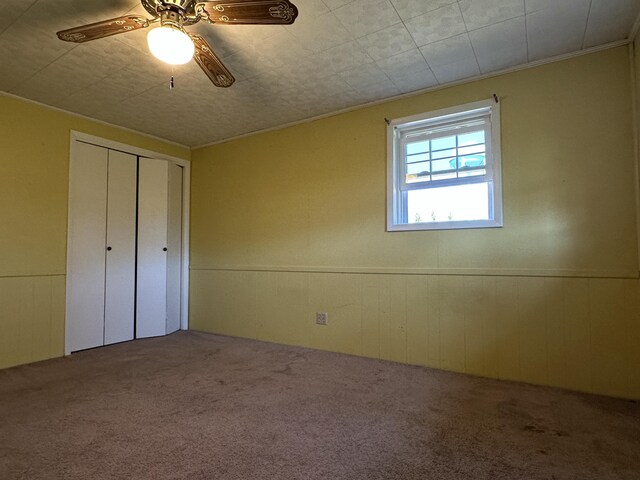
386 219 503 232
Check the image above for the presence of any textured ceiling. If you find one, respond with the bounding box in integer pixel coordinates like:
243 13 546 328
1 0 639 147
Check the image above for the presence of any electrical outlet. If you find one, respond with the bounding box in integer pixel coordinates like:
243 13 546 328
315 312 328 325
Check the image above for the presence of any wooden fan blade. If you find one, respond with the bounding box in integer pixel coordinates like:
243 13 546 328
195 0 298 25
190 34 236 88
57 15 150 43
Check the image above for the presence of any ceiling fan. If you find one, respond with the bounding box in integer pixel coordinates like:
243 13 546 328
56 0 299 88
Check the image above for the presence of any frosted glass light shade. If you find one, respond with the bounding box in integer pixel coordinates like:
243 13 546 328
147 26 194 65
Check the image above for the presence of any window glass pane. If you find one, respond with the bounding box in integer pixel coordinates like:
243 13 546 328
432 148 456 161
407 182 490 223
458 130 484 146
406 152 430 163
458 144 485 156
431 135 456 151
432 159 453 173
406 161 430 175
406 141 429 156
459 154 485 169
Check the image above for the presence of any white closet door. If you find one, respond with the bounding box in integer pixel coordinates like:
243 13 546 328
66 142 108 352
137 157 168 338
104 150 137 345
166 163 183 334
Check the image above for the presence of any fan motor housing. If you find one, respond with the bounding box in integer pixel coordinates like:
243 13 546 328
160 10 185 29
142 0 200 25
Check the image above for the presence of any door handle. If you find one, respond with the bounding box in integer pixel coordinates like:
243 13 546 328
106 246 112 251
163 247 167 252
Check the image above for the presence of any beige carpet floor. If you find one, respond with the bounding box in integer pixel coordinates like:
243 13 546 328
0 331 638 479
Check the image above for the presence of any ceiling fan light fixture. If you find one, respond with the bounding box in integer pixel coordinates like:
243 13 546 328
56 0 299 88
147 25 194 65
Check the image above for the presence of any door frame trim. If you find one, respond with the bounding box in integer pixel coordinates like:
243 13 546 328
65 131 191 355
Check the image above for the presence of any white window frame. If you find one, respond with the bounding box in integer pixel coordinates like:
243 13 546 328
386 99 503 232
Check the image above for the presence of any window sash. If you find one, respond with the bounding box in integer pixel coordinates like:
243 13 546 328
400 116 487 140
397 119 493 191
397 179 496 225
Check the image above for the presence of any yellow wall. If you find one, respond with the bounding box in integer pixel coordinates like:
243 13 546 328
190 46 640 399
0 94 190 369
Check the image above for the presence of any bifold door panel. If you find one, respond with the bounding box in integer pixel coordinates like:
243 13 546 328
66 142 109 352
166 163 183 334
136 157 169 339
104 150 137 345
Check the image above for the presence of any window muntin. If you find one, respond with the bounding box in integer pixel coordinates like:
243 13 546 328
387 99 502 231
403 124 487 186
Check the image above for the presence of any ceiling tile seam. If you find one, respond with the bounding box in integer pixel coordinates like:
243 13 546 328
285 13 350 52
467 14 526 33
394 1 453 81
343 4 398 86
192 39 630 150
8 44 81 96
323 20 407 51
362 19 407 41
125 2 146 15
320 0 343 12
113 35 153 56
0 90 189 150
413 42 438 88
457 2 482 74
385 0 433 74
391 0 459 23
464 14 531 70
313 52 376 80
385 67 435 94
289 11 428 60
459 14 526 36
318 0 330 11
523 0 530 63
121 79 185 105
0 0 39 37
387 0 401 20
581 0 594 50
57 63 144 109
378 42 423 67
11 3 130 92
368 62 394 86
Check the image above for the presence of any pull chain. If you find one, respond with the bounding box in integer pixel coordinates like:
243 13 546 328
170 65 175 90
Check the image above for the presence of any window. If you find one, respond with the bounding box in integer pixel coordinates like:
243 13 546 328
387 99 503 231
